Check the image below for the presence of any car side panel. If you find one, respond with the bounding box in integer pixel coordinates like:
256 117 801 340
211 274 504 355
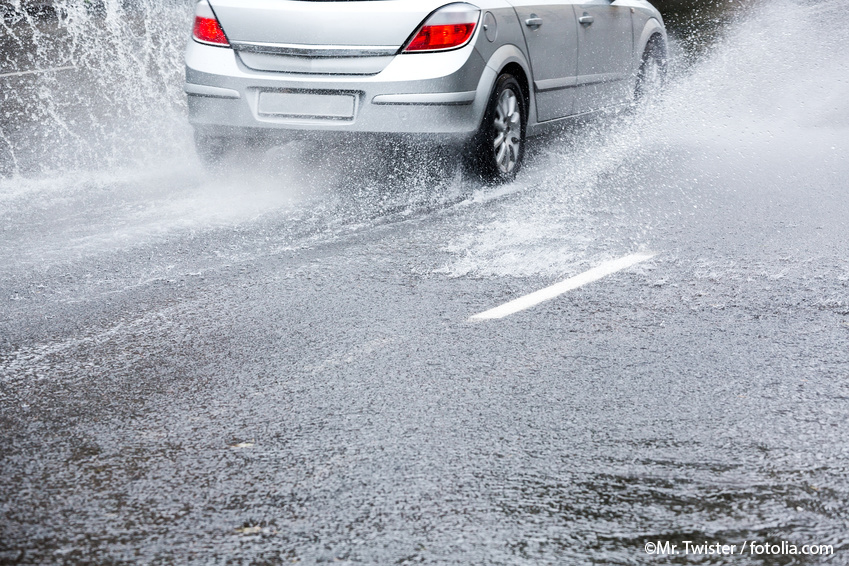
472 6 536 122
507 0 579 122
573 0 634 113
614 0 666 97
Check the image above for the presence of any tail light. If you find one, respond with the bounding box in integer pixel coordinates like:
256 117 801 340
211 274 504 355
193 0 229 47
404 3 480 53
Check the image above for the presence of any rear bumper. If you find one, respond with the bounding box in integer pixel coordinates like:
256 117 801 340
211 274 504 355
184 38 494 142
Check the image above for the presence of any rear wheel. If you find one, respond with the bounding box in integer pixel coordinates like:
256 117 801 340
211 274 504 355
635 36 667 101
467 73 526 183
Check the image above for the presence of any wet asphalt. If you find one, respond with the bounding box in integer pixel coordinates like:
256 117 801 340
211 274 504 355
2 130 848 564
2 0 849 564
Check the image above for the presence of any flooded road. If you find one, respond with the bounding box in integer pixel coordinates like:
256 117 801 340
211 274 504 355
2 0 848 563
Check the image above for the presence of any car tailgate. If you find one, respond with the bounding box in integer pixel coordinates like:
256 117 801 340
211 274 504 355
208 0 451 74
208 0 450 49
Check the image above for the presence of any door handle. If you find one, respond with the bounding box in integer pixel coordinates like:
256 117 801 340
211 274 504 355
578 14 594 25
525 15 543 29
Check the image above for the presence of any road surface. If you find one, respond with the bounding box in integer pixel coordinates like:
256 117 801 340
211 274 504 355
1 0 847 563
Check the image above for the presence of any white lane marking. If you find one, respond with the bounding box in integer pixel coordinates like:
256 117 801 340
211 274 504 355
469 252 656 320
0 65 76 78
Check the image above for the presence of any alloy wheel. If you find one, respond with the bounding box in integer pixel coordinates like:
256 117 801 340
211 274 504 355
492 88 522 175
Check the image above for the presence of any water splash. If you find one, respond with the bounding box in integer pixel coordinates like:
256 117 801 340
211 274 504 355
0 0 193 176
439 0 849 278
4 0 845 275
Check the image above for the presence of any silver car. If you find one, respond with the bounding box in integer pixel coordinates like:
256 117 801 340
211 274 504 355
185 0 666 181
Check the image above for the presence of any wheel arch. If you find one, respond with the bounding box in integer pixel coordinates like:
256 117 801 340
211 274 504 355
635 18 667 68
474 44 535 131
630 18 667 95
500 61 531 124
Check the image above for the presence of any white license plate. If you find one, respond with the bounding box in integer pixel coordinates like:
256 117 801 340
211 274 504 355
258 91 355 119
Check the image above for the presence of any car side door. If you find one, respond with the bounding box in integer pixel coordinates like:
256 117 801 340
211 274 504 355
508 0 580 122
573 0 634 113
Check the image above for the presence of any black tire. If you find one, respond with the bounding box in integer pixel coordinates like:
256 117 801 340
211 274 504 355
466 73 527 183
194 131 237 167
635 36 667 102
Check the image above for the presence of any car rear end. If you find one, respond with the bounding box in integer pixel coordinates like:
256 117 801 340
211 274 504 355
184 0 495 147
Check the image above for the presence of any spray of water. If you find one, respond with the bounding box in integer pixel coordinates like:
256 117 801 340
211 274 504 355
1 0 193 176
1 0 482 259
440 0 849 278
3 0 845 279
